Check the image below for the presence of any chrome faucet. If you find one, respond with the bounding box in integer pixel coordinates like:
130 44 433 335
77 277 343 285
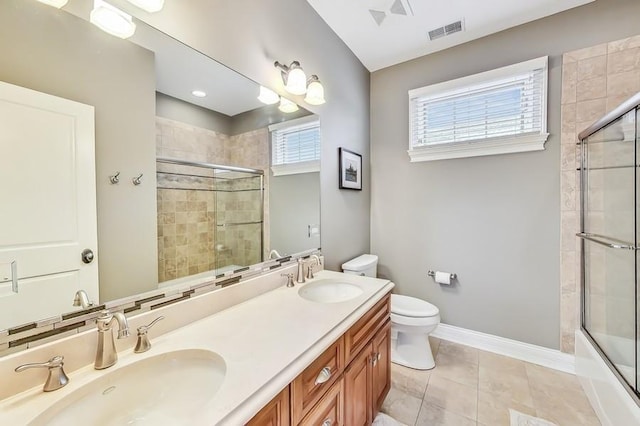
72 289 93 309
95 310 130 370
296 258 306 283
281 272 295 288
306 255 321 279
15 356 69 392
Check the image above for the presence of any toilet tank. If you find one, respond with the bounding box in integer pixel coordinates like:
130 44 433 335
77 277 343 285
342 254 378 277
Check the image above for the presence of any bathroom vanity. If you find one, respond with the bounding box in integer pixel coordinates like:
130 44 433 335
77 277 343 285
0 270 393 425
248 293 391 426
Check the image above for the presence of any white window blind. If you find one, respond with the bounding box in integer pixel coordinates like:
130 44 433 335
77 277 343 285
408 56 549 162
269 116 320 176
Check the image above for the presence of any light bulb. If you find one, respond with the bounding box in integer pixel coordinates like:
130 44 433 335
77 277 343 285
90 0 136 39
304 77 326 105
285 65 307 95
257 86 280 105
278 98 299 113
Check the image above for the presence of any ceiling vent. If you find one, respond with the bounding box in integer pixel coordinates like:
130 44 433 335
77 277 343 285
428 19 464 41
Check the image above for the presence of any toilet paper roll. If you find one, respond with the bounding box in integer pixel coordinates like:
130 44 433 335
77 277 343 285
435 271 451 285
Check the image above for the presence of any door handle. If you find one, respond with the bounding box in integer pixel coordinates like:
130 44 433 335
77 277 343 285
81 249 95 264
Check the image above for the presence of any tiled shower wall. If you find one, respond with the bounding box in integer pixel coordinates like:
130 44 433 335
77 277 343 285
560 35 640 353
155 117 269 282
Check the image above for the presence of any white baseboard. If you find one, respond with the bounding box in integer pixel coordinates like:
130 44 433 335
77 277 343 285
431 323 575 374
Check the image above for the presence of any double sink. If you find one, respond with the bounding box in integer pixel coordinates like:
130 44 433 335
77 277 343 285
19 277 364 425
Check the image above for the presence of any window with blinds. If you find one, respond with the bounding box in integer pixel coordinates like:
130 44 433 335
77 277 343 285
408 56 549 162
269 116 320 176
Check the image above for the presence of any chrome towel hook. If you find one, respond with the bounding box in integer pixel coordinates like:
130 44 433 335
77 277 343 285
132 174 143 185
109 172 120 184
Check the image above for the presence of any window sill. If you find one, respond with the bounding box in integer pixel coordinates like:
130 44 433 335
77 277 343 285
408 133 549 162
271 160 320 176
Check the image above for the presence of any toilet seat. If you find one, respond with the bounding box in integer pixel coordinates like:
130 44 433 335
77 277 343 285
391 294 439 317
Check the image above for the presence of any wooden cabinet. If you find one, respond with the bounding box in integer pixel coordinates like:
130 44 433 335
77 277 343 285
247 386 290 426
247 293 391 426
371 321 391 416
344 341 372 426
291 337 344 424
299 378 343 426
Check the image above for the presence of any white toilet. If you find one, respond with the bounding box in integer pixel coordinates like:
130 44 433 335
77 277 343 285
342 254 440 370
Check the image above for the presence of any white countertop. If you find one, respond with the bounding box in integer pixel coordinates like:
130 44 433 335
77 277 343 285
0 270 394 425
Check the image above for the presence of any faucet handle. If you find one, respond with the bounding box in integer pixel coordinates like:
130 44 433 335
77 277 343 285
15 356 69 392
281 273 295 288
134 316 164 353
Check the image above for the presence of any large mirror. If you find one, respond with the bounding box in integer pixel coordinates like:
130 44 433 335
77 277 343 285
0 0 320 333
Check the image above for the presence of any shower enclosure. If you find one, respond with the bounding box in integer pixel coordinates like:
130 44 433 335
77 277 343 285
155 157 264 284
579 93 640 401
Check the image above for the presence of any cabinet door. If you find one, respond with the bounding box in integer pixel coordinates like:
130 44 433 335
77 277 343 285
344 343 372 426
246 386 290 426
371 321 391 416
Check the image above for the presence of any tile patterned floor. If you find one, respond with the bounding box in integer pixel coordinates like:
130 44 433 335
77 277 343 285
381 337 601 426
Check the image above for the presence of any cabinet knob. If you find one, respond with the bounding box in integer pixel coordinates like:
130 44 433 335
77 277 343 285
322 420 332 426
314 366 332 385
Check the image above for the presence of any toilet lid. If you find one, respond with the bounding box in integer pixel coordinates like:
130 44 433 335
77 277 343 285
391 294 439 317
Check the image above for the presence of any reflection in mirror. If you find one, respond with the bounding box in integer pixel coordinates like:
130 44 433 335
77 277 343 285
0 0 320 336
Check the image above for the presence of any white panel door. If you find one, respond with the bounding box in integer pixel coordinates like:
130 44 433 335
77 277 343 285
0 81 98 330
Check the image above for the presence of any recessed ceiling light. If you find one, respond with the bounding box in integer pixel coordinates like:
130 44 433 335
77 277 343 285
36 0 69 8
192 90 207 98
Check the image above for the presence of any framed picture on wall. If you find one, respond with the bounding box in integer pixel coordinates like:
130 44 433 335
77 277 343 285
339 148 362 190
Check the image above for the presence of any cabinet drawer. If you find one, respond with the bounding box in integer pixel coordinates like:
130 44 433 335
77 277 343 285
299 377 344 426
291 337 344 424
344 294 390 363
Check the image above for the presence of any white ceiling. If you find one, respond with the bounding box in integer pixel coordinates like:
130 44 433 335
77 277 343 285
306 0 595 71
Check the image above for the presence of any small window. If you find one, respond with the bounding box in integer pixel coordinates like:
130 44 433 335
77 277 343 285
408 56 549 162
269 116 320 176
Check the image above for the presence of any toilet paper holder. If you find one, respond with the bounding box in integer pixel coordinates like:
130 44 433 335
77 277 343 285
427 270 457 280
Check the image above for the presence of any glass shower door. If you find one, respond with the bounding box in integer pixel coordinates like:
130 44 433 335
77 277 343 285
581 109 637 392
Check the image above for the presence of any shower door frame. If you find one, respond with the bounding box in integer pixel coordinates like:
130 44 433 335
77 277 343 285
578 92 640 405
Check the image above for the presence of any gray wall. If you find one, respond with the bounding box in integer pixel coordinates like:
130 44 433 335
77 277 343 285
0 0 158 302
110 0 371 271
156 92 232 134
370 0 640 349
270 172 321 255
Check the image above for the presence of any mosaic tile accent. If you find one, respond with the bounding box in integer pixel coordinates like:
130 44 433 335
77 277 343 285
560 34 640 353
0 251 320 356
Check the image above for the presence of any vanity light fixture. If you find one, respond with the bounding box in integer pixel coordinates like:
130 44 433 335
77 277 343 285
257 86 280 105
36 0 68 8
278 97 299 113
274 61 307 96
90 0 136 39
191 90 207 98
126 0 164 13
304 75 326 105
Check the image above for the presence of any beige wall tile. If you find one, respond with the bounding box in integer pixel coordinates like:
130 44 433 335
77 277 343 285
561 103 577 133
607 70 640 100
561 62 577 104
607 47 640 74
576 76 607 101
608 35 640 52
576 98 607 123
564 43 608 63
577 56 607 81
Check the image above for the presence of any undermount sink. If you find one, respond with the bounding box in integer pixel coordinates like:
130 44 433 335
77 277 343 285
298 279 363 303
31 349 226 426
